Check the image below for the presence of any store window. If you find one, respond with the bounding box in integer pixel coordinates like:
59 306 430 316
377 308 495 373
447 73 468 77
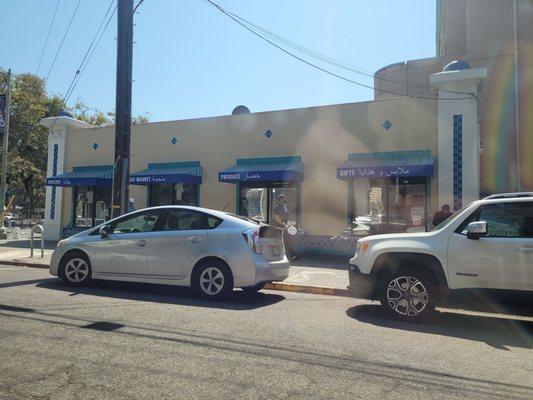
73 186 112 228
239 182 299 226
149 183 199 207
350 177 427 236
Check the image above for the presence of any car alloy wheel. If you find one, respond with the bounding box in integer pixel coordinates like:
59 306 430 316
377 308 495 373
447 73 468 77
386 275 429 317
64 258 90 283
199 266 225 296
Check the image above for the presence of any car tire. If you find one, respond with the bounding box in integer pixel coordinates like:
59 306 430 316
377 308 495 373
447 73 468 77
59 252 92 286
378 268 436 322
192 259 233 300
242 283 266 294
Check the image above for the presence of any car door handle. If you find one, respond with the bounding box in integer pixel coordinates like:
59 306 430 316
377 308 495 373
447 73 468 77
136 240 148 247
517 246 533 253
188 236 204 244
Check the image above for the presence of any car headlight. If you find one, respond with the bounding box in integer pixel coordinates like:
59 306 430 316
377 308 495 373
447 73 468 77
57 239 69 247
355 241 369 255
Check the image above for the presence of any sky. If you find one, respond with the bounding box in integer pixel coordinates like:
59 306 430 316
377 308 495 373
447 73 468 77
1 0 437 122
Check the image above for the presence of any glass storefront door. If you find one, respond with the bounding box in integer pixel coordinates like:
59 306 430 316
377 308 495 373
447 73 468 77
74 186 111 228
239 187 268 222
239 182 299 226
350 177 427 236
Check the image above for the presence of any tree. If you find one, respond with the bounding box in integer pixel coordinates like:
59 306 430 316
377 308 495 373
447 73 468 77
0 69 149 213
71 101 114 128
72 102 150 126
0 70 63 212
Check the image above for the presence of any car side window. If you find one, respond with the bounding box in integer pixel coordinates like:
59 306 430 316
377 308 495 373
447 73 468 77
161 209 222 231
456 202 533 238
110 210 163 234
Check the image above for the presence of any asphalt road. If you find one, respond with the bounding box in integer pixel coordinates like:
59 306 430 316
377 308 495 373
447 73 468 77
0 266 532 400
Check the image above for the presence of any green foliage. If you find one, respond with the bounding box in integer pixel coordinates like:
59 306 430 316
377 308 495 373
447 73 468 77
72 102 114 128
0 69 63 210
0 69 149 211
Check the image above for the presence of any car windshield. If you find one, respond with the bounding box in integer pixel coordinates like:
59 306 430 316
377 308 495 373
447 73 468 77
430 204 471 231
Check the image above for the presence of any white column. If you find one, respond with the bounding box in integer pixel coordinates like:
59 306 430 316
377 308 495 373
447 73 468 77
430 68 487 211
40 117 92 240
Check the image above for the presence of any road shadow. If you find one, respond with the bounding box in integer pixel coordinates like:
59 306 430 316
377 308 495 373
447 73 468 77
36 279 285 311
346 304 533 350
444 289 533 317
0 239 57 250
0 277 56 290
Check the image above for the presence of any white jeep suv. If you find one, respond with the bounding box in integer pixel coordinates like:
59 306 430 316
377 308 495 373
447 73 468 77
348 193 533 321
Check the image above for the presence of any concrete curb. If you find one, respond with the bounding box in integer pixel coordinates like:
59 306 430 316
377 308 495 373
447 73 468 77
264 282 354 298
0 260 49 269
0 260 353 298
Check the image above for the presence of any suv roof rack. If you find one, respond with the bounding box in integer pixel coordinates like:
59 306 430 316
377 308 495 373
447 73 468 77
483 192 533 200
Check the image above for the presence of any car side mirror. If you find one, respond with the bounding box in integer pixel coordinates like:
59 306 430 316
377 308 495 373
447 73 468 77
466 221 487 240
99 225 110 238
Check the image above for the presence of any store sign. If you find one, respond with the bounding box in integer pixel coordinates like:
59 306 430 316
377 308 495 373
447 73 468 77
46 178 73 186
129 174 201 185
337 165 433 179
130 175 166 184
218 170 302 183
46 177 112 187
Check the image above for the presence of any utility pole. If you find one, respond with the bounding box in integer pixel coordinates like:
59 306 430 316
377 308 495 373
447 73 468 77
112 0 134 217
0 69 12 239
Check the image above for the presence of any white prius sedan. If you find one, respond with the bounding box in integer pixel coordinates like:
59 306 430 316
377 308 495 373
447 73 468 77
50 206 290 299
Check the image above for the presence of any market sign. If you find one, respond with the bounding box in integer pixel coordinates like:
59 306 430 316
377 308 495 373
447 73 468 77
46 177 74 186
336 164 434 180
129 174 201 184
218 170 302 183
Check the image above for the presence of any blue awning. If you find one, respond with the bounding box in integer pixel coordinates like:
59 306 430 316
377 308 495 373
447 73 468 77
337 150 434 180
218 156 303 183
46 165 113 187
130 161 202 185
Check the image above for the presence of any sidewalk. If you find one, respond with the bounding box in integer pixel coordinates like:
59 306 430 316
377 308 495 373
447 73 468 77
0 237 54 267
0 234 352 296
267 255 351 296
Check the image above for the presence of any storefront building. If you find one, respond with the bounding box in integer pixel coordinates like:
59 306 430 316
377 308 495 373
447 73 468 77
42 59 488 258
218 156 303 227
337 150 434 236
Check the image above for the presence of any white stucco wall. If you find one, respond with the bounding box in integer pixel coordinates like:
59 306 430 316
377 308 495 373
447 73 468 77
431 68 486 210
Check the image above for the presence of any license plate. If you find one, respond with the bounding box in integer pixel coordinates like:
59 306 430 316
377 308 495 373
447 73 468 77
272 246 280 257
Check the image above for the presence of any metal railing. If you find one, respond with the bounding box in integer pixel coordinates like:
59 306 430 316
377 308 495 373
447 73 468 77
30 225 44 258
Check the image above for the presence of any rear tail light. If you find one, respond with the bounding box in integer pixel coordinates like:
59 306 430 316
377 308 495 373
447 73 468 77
243 228 262 254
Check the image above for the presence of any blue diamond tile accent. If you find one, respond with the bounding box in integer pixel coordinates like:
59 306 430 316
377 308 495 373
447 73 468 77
92 142 99 150
382 120 392 130
50 144 58 220
170 137 178 145
453 115 463 211
264 130 273 138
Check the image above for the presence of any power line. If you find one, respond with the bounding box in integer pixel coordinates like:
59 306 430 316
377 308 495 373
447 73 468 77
45 2 117 136
78 3 117 81
70 0 116 93
44 0 83 83
36 0 62 74
227 12 466 96
133 0 145 13
205 0 475 101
